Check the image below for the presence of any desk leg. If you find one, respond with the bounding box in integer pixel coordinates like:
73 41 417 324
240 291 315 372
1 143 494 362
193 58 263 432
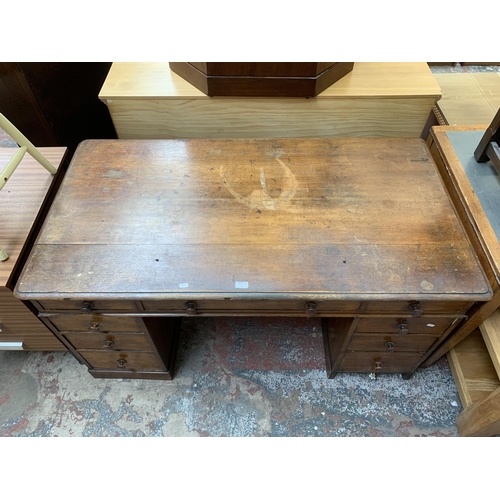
322 317 356 378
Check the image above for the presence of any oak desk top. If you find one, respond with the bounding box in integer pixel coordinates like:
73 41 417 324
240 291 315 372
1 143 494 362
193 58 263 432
15 138 490 303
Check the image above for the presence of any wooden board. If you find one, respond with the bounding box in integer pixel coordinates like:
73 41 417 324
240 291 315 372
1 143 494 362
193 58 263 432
99 63 441 140
1 147 67 350
447 329 500 407
434 73 500 126
15 138 490 303
0 147 66 287
479 309 500 379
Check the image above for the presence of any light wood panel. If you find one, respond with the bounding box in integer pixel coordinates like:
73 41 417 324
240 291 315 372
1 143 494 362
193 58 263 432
456 385 500 437
99 62 441 99
104 97 438 140
99 63 441 140
434 73 500 126
479 309 500 379
447 330 500 408
1 147 67 351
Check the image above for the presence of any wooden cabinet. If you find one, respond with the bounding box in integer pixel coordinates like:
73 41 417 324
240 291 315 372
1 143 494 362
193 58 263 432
99 63 441 140
15 137 490 379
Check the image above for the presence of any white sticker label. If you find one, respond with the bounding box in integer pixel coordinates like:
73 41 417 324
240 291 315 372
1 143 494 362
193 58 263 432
179 283 189 288
235 281 249 289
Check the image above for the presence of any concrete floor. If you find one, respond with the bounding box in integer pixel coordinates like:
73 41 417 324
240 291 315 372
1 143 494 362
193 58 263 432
1 317 463 437
1 63 498 437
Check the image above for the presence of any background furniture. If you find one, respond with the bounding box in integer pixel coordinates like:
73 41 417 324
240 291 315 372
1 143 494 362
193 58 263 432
433 72 500 126
0 63 117 159
14 137 490 380
99 62 441 140
426 123 500 436
0 146 67 350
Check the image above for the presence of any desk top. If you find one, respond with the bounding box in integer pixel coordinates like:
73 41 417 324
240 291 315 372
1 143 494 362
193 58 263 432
0 147 67 289
99 63 442 100
15 138 490 302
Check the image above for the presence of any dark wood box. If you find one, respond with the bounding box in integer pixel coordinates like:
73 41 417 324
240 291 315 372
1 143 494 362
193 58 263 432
168 62 354 97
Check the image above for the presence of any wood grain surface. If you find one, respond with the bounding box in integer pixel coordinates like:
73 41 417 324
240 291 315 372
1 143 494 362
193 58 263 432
99 63 441 139
15 138 490 303
1 147 67 350
434 73 500 126
99 62 441 99
0 147 66 286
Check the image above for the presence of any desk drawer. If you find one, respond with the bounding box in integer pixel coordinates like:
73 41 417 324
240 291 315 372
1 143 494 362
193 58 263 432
49 315 144 333
355 317 456 335
338 352 424 373
362 300 471 315
37 299 138 312
78 350 165 371
141 299 361 315
347 333 439 353
64 331 150 351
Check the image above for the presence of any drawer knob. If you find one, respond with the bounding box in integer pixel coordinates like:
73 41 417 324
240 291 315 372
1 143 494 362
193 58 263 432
103 339 114 349
89 322 101 332
408 302 423 317
397 321 410 334
81 301 94 313
385 341 395 351
304 302 318 316
117 358 127 369
374 361 383 371
185 301 198 315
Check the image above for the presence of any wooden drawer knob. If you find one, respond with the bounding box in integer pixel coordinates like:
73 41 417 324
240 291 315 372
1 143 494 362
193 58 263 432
80 301 94 313
304 302 318 316
408 302 423 317
397 321 410 334
385 341 395 351
185 301 198 315
374 361 383 371
103 339 114 349
117 358 127 369
89 321 101 332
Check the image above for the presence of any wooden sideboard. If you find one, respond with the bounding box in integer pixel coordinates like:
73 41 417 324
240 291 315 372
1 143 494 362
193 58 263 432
1 147 67 350
98 63 441 140
14 137 490 380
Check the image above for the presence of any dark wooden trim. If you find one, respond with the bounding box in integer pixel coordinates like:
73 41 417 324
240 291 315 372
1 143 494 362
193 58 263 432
169 62 354 97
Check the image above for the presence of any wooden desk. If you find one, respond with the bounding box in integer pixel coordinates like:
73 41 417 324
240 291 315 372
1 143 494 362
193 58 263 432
14 138 490 380
99 63 441 140
1 147 67 350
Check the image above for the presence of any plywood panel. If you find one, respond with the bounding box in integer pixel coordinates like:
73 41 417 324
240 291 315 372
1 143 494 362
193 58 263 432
105 97 436 140
447 329 500 408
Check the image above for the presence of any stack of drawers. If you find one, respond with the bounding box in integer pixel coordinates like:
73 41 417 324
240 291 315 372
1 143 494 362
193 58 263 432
37 300 181 380
323 300 471 378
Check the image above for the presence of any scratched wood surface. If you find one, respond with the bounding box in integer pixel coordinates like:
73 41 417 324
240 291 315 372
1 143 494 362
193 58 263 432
15 138 490 302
